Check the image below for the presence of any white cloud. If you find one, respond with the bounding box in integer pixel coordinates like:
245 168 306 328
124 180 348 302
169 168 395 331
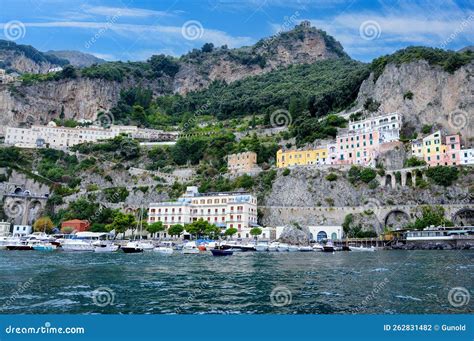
0 21 254 49
81 5 176 18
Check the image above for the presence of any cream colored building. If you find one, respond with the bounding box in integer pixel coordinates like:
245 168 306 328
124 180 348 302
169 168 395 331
148 186 260 239
227 151 257 174
4 122 171 149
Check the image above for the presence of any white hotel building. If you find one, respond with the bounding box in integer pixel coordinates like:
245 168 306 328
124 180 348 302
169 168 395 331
4 121 154 149
148 186 262 239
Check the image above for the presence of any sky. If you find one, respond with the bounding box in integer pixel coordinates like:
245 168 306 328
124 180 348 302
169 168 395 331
0 0 473 62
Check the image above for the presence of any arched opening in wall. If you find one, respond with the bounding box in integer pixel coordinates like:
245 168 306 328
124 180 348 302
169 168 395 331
406 172 413 187
452 208 474 226
331 232 337 240
14 187 23 195
28 200 44 225
316 231 327 242
415 170 423 184
385 174 392 187
384 210 411 230
395 171 402 187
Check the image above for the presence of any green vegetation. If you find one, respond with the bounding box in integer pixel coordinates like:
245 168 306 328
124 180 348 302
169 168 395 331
185 219 221 239
371 46 474 79
403 91 413 100
342 214 377 238
425 166 459 187
325 173 338 181
250 227 263 239
404 157 426 167
103 187 129 203
33 216 54 234
407 206 453 230
168 224 184 237
224 227 238 239
72 135 140 160
282 168 290 176
421 124 432 135
348 166 377 184
146 221 164 235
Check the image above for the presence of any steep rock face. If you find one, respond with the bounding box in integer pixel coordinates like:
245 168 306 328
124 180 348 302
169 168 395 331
353 61 474 139
0 78 123 133
278 224 311 245
174 25 344 94
0 50 56 74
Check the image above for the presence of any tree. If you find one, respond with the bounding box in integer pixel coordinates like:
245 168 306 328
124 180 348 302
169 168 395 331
168 224 184 238
201 42 214 53
185 219 220 239
250 227 262 240
34 217 54 234
147 221 164 238
224 227 238 239
410 206 453 230
106 212 136 238
425 166 459 187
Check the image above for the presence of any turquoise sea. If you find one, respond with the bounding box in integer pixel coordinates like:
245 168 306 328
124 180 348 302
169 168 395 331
0 250 472 314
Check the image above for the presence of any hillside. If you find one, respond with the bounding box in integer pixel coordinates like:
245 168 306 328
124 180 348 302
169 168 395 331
0 40 68 73
0 22 349 132
45 50 106 67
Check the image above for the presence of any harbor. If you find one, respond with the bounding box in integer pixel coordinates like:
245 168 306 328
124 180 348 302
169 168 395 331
0 249 472 314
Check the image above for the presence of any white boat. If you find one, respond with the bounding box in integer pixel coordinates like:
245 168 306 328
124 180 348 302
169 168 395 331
312 243 324 252
277 243 289 252
0 236 14 250
153 246 174 254
288 245 299 252
94 243 119 253
182 241 200 254
138 241 155 251
60 232 111 252
268 242 279 252
121 241 144 253
350 245 376 252
298 246 313 252
255 242 269 252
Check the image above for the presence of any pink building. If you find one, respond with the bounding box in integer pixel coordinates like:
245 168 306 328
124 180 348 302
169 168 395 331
442 134 461 166
335 130 380 166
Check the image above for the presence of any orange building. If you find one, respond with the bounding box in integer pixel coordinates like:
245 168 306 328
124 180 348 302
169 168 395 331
61 219 90 233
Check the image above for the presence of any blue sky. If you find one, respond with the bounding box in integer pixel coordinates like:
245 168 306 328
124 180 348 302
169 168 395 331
0 0 473 62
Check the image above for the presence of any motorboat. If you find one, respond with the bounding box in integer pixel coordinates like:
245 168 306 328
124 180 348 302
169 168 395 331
241 243 256 252
60 232 112 252
255 242 269 252
288 245 299 252
312 243 324 252
138 241 155 252
121 241 144 253
154 246 174 254
268 242 279 252
93 243 119 253
322 242 336 252
6 239 33 251
277 243 289 252
211 248 233 256
298 246 313 252
182 241 200 254
0 236 18 250
350 245 376 252
32 243 57 252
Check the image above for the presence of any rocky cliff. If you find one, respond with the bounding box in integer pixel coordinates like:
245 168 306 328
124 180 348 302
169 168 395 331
351 60 474 139
0 23 345 130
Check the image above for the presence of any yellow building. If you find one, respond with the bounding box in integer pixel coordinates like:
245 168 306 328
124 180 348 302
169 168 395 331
276 147 328 168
